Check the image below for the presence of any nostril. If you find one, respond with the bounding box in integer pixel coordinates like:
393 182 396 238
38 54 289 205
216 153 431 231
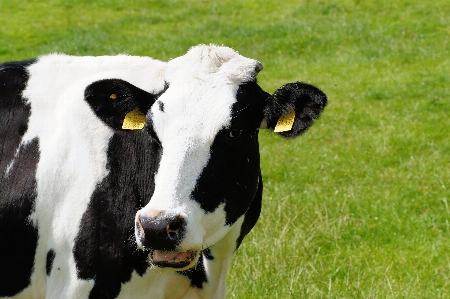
166 216 185 240
167 229 178 240
168 216 184 231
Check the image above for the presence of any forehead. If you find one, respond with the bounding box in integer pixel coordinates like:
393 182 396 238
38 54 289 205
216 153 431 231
151 45 262 141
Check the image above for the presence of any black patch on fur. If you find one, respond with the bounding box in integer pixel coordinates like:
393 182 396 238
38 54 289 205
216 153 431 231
73 130 162 299
177 249 209 289
144 114 162 147
84 79 160 130
233 80 269 128
236 172 263 249
0 59 36 175
0 59 39 297
46 249 55 276
0 139 40 296
191 82 266 225
203 247 214 260
264 82 327 138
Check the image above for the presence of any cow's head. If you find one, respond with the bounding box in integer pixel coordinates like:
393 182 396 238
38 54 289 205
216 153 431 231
84 45 326 270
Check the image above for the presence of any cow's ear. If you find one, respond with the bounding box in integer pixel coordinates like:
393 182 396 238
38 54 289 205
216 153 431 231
261 82 327 138
84 79 158 131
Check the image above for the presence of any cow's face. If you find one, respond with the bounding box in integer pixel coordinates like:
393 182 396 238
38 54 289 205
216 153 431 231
84 45 327 270
136 46 266 268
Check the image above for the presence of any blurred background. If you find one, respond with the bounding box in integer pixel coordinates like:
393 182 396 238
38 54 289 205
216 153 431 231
1 0 449 297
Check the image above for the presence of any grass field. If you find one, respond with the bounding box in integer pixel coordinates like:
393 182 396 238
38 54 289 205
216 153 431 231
1 0 449 297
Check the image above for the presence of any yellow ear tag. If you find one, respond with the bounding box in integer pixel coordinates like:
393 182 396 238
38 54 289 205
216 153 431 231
110 94 117 100
122 109 146 130
274 110 296 133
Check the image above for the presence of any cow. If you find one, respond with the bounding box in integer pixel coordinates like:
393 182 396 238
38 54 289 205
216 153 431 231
0 44 326 299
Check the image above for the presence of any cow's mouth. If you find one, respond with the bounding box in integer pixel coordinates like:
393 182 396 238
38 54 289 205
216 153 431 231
150 250 198 269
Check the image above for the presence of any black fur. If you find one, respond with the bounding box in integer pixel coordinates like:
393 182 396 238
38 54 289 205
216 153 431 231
73 130 160 299
190 83 264 226
203 247 214 260
234 80 269 128
46 249 56 276
236 172 263 249
177 250 209 289
0 139 39 296
0 59 36 175
264 82 327 138
0 60 40 297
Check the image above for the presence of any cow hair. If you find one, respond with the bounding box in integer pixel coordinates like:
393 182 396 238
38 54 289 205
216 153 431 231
264 82 327 138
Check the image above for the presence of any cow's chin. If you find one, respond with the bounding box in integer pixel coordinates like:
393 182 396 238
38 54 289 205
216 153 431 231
149 250 199 269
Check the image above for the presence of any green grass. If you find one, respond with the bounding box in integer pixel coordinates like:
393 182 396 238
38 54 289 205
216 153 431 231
2 0 449 297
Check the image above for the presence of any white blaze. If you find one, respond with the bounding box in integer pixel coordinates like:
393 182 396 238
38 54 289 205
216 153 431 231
138 45 262 250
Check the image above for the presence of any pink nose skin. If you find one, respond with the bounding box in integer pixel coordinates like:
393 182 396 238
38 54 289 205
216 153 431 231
136 212 186 251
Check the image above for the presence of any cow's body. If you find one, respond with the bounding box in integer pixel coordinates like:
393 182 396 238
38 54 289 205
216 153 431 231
0 45 326 299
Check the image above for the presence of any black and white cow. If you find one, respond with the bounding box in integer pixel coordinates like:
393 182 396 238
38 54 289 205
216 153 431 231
0 45 326 299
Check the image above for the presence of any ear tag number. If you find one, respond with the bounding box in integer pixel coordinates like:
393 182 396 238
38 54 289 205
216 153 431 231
122 110 146 130
274 110 296 133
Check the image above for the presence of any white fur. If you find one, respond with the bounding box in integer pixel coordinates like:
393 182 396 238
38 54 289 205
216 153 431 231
5 45 261 299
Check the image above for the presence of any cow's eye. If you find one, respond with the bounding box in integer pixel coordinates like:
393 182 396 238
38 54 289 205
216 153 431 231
229 129 242 138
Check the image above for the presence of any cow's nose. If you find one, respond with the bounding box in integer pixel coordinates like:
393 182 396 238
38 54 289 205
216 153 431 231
136 212 186 251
